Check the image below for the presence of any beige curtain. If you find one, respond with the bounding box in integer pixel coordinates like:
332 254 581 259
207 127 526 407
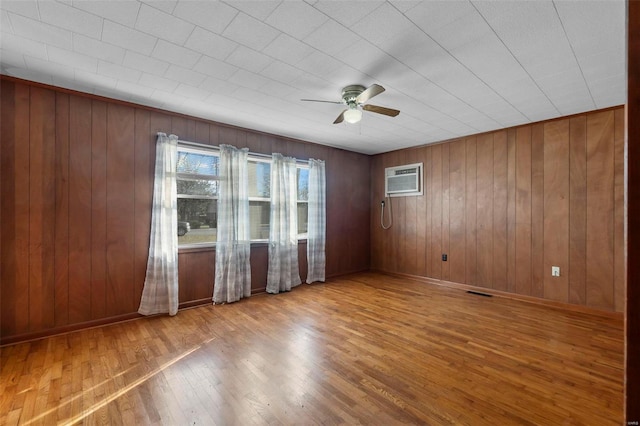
139 133 179 316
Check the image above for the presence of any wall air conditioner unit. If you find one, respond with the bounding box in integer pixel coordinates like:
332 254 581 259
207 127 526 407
385 163 423 197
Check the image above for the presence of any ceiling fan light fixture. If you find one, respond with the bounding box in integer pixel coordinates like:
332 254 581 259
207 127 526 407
344 108 362 124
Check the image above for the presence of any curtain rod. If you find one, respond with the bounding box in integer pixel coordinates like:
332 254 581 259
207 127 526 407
176 138 311 165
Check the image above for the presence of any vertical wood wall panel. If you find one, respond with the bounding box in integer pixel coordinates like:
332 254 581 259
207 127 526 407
515 127 532 296
250 246 269 292
394 152 404 273
91 101 107 320
543 120 570 303
441 144 450 281
12 84 31 335
613 108 625 313
348 151 371 273
68 96 93 324
150 111 172 136
326 149 347 275
569 116 587 306
134 110 153 306
476 134 494 288
492 131 508 292
465 137 477 286
298 243 308 284
1 78 371 343
106 104 136 316
449 140 466 284
178 253 190 303
370 156 383 269
530 123 545 299
586 111 615 310
396 151 406 273
195 120 211 145
386 151 401 273
185 118 196 142
54 93 70 327
378 154 390 272
405 170 418 275
28 88 46 331
183 251 215 302
424 147 432 277
415 146 428 277
171 116 188 140
402 150 412 272
371 107 623 312
1 81 16 334
506 129 517 293
29 87 57 331
430 145 442 279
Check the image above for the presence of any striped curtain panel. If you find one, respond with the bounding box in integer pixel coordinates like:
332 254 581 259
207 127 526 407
214 144 251 304
267 153 302 293
306 159 326 283
139 133 179 316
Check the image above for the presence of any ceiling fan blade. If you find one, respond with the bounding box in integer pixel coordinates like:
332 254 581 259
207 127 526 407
333 110 347 124
356 84 385 104
363 104 400 117
301 99 343 104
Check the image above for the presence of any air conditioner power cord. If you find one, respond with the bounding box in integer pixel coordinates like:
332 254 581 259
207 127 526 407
381 197 392 230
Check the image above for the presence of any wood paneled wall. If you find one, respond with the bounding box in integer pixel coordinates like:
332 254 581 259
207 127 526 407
371 107 625 312
627 0 639 420
0 77 370 343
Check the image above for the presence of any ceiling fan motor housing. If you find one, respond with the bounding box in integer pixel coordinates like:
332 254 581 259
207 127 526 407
342 85 366 105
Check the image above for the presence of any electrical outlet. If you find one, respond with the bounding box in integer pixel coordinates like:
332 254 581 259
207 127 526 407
551 266 560 277
442 254 447 261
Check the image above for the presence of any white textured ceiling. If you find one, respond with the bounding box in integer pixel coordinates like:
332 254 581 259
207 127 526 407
0 0 626 155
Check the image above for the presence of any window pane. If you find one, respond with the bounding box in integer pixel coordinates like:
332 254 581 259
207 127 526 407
248 161 270 198
298 202 308 234
177 198 217 245
297 167 309 201
249 200 270 240
177 151 218 175
177 178 217 197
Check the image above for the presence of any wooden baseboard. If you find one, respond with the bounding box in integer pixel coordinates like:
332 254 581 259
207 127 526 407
178 298 212 310
1 300 214 346
373 269 624 320
0 312 143 347
326 268 371 280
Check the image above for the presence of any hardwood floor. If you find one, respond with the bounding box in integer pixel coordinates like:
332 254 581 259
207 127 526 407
0 272 623 425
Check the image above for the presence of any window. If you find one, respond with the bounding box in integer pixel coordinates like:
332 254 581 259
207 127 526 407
177 147 219 246
248 158 271 240
177 143 309 247
297 167 309 236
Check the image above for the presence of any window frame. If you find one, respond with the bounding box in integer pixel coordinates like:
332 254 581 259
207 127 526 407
176 142 309 250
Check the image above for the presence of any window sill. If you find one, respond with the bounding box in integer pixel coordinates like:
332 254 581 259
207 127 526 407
178 239 308 254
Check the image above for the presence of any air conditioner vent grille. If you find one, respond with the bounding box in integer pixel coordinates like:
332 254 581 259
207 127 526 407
387 175 417 192
393 167 418 176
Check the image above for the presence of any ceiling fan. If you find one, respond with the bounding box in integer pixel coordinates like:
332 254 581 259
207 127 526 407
301 84 400 124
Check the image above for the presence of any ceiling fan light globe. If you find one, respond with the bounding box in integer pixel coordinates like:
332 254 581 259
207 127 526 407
344 109 362 124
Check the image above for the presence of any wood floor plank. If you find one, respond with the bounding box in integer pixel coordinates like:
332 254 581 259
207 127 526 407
0 272 623 425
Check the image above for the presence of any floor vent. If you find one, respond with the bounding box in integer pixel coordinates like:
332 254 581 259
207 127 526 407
466 291 493 297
